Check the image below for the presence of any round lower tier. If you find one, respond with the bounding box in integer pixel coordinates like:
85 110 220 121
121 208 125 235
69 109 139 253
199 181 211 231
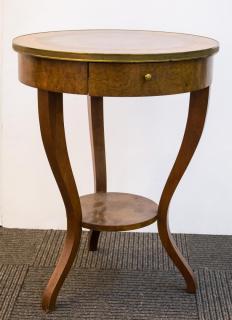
80 192 158 231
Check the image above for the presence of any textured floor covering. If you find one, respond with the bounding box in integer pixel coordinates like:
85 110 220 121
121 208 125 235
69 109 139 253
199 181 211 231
0 228 231 319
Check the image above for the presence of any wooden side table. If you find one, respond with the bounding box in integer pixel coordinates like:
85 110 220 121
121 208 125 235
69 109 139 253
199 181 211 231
13 30 219 312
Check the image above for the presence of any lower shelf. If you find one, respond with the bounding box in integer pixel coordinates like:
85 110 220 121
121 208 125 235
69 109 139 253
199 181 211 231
80 192 158 231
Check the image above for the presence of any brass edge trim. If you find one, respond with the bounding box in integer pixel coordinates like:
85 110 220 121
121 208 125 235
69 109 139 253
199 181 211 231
13 44 219 63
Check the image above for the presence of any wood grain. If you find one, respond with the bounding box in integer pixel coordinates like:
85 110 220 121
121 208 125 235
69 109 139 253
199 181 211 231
17 54 213 96
89 58 212 96
87 96 107 251
38 90 82 312
13 29 218 311
81 192 158 231
87 96 107 192
13 29 219 62
18 54 88 94
157 87 209 293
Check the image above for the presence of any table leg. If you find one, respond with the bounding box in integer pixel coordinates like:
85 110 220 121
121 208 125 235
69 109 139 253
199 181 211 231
158 87 209 293
87 96 107 251
38 90 82 311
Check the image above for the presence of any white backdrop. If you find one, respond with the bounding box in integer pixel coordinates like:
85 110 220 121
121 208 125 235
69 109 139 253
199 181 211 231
0 0 232 234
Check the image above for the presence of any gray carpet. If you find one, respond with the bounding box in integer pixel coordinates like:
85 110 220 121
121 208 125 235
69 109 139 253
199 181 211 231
0 228 231 319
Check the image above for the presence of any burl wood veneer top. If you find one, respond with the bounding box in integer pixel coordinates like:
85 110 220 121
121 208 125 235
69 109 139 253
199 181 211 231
13 29 219 63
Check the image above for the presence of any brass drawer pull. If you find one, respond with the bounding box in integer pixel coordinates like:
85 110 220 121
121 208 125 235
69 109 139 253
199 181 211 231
144 73 152 81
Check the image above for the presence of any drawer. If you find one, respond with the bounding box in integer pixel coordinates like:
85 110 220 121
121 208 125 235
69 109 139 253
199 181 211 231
18 54 88 94
88 58 212 97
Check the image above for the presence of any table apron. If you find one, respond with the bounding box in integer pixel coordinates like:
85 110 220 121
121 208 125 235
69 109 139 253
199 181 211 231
18 54 213 96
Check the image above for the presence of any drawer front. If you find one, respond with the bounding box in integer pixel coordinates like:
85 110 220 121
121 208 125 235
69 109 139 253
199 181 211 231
88 58 212 97
18 54 88 94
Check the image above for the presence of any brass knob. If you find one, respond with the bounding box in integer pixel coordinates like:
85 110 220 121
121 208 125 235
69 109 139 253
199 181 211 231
144 73 152 81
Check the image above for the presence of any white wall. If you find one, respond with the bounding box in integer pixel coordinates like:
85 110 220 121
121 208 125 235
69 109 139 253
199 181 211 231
1 0 232 234
0 0 5 226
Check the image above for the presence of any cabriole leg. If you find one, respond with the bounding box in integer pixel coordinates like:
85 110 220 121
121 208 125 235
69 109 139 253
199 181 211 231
158 87 209 293
38 90 82 311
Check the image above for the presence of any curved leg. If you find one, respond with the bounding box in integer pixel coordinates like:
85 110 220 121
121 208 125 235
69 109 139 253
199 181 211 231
158 87 209 293
38 90 82 311
87 96 107 251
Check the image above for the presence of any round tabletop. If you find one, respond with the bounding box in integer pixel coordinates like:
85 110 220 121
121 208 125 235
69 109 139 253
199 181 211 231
13 29 219 63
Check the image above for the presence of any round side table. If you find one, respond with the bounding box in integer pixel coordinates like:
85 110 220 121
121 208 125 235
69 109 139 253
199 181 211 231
13 30 219 312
